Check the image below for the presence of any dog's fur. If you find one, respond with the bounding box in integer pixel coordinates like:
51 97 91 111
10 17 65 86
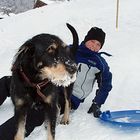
10 23 79 140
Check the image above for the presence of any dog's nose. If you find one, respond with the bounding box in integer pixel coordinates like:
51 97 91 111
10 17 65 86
66 64 77 74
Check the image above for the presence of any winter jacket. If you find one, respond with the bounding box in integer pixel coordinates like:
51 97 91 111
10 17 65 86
71 42 112 109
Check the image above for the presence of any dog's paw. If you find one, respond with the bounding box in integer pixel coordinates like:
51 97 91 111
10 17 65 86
60 117 69 125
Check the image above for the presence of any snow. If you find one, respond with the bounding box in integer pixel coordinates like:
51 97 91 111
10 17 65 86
1 0 140 139
0 0 35 14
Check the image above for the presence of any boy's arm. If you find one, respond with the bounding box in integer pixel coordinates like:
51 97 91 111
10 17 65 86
88 61 112 118
94 68 112 106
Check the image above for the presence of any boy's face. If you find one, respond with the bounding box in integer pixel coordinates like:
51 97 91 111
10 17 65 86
85 40 101 52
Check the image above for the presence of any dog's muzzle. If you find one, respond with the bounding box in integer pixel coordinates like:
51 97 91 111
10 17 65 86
39 62 77 87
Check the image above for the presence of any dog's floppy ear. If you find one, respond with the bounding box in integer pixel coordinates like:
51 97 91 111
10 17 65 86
22 39 35 54
13 39 35 68
66 23 79 56
16 39 35 56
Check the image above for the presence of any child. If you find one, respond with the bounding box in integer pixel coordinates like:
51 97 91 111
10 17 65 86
71 27 112 117
0 26 112 139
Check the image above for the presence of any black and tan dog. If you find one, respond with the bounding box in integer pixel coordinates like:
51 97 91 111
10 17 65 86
10 23 79 140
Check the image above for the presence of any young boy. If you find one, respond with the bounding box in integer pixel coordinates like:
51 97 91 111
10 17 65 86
0 27 112 139
71 27 112 117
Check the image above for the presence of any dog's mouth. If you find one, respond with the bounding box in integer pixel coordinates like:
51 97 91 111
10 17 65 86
39 64 76 87
49 73 76 87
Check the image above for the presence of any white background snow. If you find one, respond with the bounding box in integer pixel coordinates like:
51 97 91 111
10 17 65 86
0 0 140 139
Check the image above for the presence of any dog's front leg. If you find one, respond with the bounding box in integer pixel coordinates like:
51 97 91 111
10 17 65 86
60 91 70 124
14 99 28 140
60 85 73 125
45 104 58 140
47 121 55 140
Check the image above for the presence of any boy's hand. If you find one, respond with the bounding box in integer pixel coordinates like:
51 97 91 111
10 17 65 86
87 102 102 118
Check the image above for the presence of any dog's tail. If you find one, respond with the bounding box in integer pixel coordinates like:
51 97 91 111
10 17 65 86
66 23 79 54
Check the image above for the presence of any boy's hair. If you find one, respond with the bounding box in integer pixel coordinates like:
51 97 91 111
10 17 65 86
84 27 106 47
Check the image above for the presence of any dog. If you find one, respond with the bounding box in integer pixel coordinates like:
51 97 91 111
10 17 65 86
10 23 79 140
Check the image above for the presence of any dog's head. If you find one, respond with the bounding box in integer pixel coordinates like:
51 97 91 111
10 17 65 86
30 33 77 87
13 24 79 87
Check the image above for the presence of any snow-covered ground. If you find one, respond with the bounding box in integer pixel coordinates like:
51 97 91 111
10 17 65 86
1 0 140 139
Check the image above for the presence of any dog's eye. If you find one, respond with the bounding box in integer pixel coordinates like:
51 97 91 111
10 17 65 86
37 62 43 68
46 44 57 54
